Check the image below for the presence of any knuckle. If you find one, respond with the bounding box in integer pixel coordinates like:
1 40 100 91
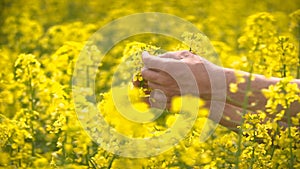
180 50 190 55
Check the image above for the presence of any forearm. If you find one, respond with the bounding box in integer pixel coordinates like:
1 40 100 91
224 68 300 118
206 100 241 132
206 100 288 132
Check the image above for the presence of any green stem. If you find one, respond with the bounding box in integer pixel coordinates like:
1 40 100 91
107 155 117 169
62 116 69 165
270 125 279 160
85 145 90 165
286 104 294 168
89 159 97 169
18 147 21 167
281 51 294 167
296 26 300 79
235 63 254 169
249 124 256 169
27 66 35 157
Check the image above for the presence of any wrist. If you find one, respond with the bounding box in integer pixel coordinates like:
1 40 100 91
204 66 229 101
224 68 236 85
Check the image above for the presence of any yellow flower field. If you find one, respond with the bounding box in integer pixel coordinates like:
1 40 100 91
0 0 299 168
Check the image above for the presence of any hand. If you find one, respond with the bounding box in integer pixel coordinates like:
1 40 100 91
141 50 226 108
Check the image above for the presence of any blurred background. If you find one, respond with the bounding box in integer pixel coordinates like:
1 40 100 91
0 0 299 52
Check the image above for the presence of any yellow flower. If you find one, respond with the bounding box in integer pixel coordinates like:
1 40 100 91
229 83 238 93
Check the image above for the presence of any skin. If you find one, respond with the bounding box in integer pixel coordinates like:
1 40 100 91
138 50 300 129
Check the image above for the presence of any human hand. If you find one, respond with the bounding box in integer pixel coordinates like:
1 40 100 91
140 50 226 108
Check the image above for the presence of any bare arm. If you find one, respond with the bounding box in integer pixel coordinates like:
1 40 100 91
224 68 300 117
140 51 300 128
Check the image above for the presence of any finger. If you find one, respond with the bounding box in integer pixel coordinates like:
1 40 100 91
142 51 181 72
142 51 167 69
147 81 164 91
141 68 164 85
147 81 179 97
159 50 194 60
149 89 168 110
157 51 181 59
